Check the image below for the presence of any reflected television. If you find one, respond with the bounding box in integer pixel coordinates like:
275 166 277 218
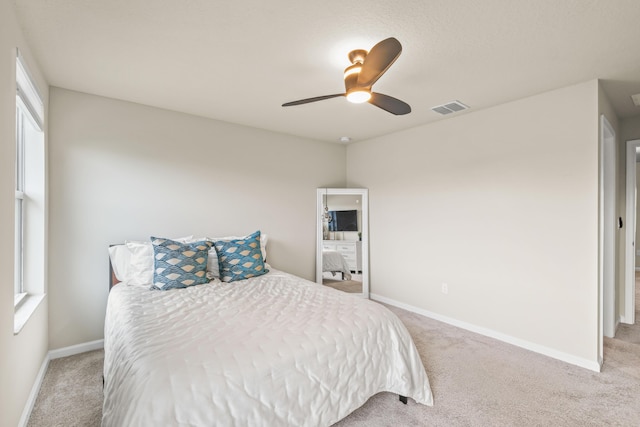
328 210 358 231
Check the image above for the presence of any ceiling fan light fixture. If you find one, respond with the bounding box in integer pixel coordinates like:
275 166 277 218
282 38 410 115
346 90 371 103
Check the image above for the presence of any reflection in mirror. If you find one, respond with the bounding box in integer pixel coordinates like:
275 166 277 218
316 188 369 298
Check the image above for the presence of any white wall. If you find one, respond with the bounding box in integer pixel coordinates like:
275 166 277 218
347 80 601 365
0 0 49 426
48 87 346 349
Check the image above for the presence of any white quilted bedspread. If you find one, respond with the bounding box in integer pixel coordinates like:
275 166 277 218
322 250 352 279
103 269 433 426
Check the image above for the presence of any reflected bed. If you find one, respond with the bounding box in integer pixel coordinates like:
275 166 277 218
322 250 352 280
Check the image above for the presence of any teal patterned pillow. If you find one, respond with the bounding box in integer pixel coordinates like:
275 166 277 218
214 230 268 282
151 237 212 290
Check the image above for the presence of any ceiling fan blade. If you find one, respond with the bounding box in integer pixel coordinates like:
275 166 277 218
369 92 411 115
282 94 345 107
357 38 402 87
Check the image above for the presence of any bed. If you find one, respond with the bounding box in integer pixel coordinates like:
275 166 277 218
322 250 352 280
103 237 433 426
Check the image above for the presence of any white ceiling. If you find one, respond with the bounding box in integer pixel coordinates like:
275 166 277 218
14 0 640 143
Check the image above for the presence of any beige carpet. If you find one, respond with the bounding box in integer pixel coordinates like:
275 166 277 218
323 278 363 293
28 304 640 427
614 272 640 345
27 349 103 427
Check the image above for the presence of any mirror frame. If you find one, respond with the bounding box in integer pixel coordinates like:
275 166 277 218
316 188 369 298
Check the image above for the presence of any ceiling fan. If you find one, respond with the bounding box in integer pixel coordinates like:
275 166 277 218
282 37 411 115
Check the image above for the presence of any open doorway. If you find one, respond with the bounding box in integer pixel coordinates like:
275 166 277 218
623 138 640 327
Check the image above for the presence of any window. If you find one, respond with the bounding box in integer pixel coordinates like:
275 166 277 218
14 51 46 332
15 97 26 303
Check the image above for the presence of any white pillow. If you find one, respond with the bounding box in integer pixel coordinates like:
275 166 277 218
108 244 131 282
205 233 268 278
109 236 193 286
124 241 154 286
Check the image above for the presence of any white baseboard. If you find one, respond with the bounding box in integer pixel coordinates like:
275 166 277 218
18 353 50 427
620 314 635 324
19 339 105 426
371 293 602 373
49 339 104 360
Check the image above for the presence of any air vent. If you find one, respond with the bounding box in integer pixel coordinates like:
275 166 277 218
632 93 640 107
431 100 469 115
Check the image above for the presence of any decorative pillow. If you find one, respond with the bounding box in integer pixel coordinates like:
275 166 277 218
206 233 268 278
151 237 212 290
108 236 193 285
214 231 268 282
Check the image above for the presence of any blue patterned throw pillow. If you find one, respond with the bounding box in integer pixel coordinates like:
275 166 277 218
214 230 268 282
151 237 212 290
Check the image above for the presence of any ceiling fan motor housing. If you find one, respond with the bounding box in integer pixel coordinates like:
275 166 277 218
344 49 367 92
348 49 367 65
344 66 360 92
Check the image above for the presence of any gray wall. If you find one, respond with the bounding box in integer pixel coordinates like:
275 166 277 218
47 87 346 349
621 116 640 144
347 80 603 367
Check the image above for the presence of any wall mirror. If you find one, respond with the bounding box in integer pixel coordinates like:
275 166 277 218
316 188 369 298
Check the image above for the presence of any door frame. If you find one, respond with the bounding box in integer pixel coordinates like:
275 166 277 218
624 139 640 325
600 115 616 350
